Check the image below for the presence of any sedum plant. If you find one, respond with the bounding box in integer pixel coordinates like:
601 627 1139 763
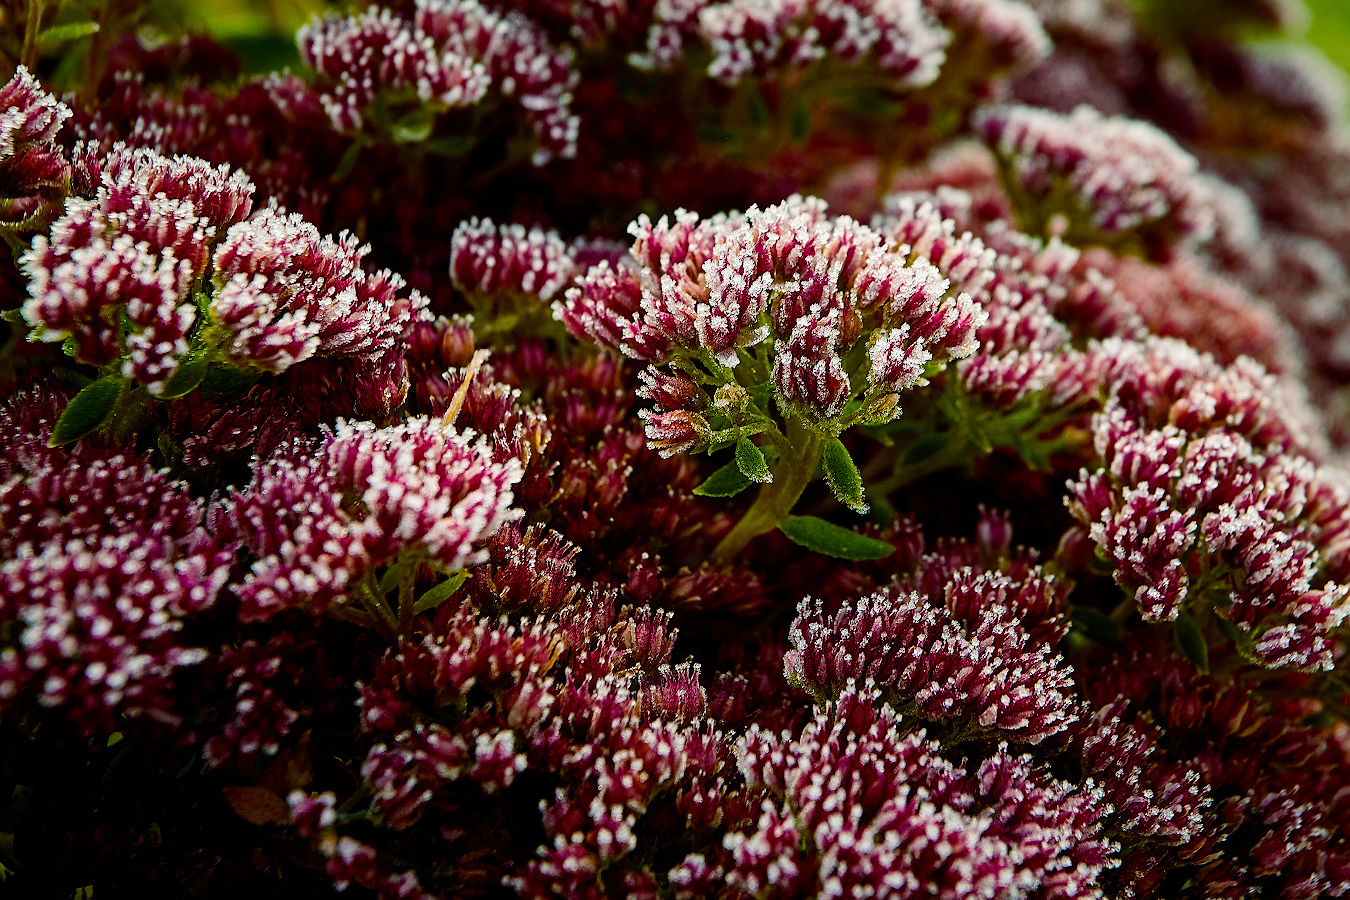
1 0 1350 898
559 195 985 560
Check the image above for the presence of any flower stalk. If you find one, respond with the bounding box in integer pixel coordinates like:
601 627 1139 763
711 421 825 563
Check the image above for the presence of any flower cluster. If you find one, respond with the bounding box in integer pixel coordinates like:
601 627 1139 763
0 388 233 734
641 0 953 87
1069 401 1350 671
449 217 581 341
221 416 522 623
727 685 1115 898
3 0 1350 897
21 144 254 392
785 564 1078 742
211 205 427 373
560 196 984 494
975 104 1231 255
0 67 72 233
297 0 580 163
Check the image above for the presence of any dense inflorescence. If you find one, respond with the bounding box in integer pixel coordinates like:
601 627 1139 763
1 0 1350 897
296 0 580 164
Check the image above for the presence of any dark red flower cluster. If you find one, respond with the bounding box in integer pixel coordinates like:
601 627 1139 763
0 0 1349 897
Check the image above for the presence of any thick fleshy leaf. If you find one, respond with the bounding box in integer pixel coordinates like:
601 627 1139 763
153 357 210 399
779 515 894 560
35 20 99 48
823 437 867 513
197 366 261 401
735 436 771 483
694 462 754 498
1174 614 1209 673
49 374 124 446
414 571 470 615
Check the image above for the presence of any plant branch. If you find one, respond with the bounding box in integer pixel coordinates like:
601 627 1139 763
710 420 825 564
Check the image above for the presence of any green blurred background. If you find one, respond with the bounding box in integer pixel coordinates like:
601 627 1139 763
1307 0 1350 74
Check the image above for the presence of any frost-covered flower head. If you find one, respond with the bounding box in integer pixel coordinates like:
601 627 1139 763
560 195 985 456
20 134 427 430
450 218 577 303
211 205 428 373
0 389 233 733
1069 401 1350 671
673 0 953 87
974 104 1232 254
298 0 580 163
448 218 583 341
786 563 1078 742
725 685 1115 898
634 0 1049 90
20 144 254 393
222 416 523 621
0 66 72 231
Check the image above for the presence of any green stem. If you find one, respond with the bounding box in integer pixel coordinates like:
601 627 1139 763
323 603 379 631
21 0 45 71
397 566 416 644
355 576 398 638
710 422 825 565
865 429 972 498
1108 594 1135 624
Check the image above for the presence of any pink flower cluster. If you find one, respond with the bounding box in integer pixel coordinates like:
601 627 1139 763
212 206 428 373
1069 400 1350 671
657 0 951 86
22 144 254 392
727 686 1114 899
974 104 1233 253
449 217 579 302
298 0 579 162
786 560 1077 742
2 0 1350 895
0 66 72 230
0 388 233 733
221 417 522 621
560 195 985 450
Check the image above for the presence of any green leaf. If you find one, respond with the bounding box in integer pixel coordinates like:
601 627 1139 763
1214 615 1244 644
423 134 476 157
197 366 260 401
331 142 362 181
822 437 867 513
966 419 994 455
391 106 436 143
1069 605 1123 645
153 357 210 399
790 103 812 142
413 570 469 615
693 462 754 498
49 375 124 446
377 559 412 596
902 433 949 465
778 515 894 560
1174 613 1210 673
35 20 99 48
735 437 771 484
